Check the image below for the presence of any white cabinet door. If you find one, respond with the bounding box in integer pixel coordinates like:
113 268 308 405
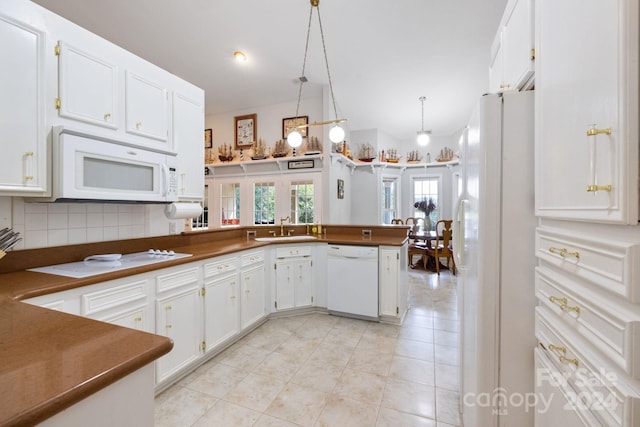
155 267 202 384
57 41 118 129
275 259 295 310
535 0 639 223
240 264 265 329
379 247 399 318
275 257 313 310
204 272 240 352
125 71 169 143
155 287 202 383
488 31 504 93
294 258 313 307
379 246 408 322
501 0 534 90
99 306 148 332
173 91 204 201
0 11 48 195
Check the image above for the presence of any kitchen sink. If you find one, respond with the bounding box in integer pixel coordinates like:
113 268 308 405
254 235 318 242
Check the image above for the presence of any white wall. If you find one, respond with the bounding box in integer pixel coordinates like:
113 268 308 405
205 96 324 159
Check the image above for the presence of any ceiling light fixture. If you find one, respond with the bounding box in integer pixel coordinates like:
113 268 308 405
417 96 431 146
287 0 347 148
233 51 247 62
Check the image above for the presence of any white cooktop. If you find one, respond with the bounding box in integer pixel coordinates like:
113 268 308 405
28 250 192 278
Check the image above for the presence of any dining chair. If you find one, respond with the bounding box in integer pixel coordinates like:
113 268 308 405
426 219 456 275
407 240 429 269
391 218 404 224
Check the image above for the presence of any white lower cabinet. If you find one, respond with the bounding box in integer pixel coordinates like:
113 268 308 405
81 277 151 332
378 245 408 323
274 245 313 311
535 224 640 426
154 266 202 384
241 263 266 329
534 348 602 427
203 269 240 352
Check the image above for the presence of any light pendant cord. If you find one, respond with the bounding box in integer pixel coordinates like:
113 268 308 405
316 5 340 122
420 96 426 132
294 6 314 118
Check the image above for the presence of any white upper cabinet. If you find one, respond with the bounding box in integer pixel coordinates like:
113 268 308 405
125 71 169 143
57 41 118 129
489 0 535 93
173 91 205 201
535 0 639 223
0 8 48 196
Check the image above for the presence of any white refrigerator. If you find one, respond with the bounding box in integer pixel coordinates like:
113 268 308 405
454 91 537 427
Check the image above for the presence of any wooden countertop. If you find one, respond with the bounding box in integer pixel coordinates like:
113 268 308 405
0 224 408 426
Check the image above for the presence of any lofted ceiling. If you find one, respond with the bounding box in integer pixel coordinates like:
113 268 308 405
32 0 507 141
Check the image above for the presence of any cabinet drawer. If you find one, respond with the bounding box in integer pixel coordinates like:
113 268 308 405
203 256 237 278
536 266 640 378
156 267 199 294
535 348 603 427
536 306 640 427
275 246 311 259
81 279 148 316
536 228 640 302
241 250 264 267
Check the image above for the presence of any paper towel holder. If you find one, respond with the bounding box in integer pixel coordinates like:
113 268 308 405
164 202 203 220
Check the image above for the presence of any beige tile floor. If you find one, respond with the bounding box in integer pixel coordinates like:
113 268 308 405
154 268 460 427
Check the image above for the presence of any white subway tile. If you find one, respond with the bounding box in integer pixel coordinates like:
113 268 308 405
47 213 68 230
68 228 87 245
25 213 47 230
47 229 68 247
68 213 87 229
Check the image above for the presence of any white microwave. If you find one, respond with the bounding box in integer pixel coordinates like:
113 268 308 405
46 127 178 203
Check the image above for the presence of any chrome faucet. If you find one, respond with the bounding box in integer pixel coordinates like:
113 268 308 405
279 216 290 236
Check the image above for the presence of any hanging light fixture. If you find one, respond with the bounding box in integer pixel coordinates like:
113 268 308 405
417 96 431 146
287 0 347 148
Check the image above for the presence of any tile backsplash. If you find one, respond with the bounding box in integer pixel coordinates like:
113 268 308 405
6 197 178 250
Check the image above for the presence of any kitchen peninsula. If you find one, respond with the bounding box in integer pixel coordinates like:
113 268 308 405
0 224 408 426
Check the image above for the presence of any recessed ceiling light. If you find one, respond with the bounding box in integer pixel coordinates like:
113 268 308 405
233 51 247 62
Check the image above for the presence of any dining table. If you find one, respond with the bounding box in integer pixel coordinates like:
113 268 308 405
407 229 449 271
408 229 440 248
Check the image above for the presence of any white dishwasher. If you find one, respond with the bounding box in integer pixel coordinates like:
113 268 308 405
327 244 379 320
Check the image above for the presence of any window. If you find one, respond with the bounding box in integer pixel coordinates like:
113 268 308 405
381 178 398 224
254 182 275 224
290 180 314 224
220 182 240 226
413 177 439 230
191 184 208 229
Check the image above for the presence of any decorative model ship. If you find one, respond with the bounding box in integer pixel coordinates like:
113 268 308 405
406 150 422 163
358 143 376 162
251 138 268 160
272 139 289 158
304 136 322 155
385 148 400 163
436 146 457 162
218 143 234 162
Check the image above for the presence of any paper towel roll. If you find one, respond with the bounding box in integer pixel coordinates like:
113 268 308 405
164 202 203 219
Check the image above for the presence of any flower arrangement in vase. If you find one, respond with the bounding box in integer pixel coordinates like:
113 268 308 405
414 198 437 230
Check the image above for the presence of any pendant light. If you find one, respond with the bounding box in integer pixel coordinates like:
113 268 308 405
417 96 431 146
287 0 347 148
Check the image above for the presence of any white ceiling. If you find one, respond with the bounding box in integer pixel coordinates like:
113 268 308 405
32 0 507 141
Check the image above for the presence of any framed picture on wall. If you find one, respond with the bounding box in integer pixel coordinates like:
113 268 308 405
234 114 257 149
282 116 308 139
204 128 212 148
337 178 344 199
